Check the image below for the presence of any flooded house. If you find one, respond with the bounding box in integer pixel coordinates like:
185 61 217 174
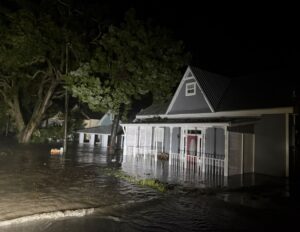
77 112 124 148
121 66 295 177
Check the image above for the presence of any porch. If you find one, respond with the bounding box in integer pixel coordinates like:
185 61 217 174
122 123 229 177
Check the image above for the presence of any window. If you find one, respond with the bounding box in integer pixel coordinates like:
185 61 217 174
185 82 196 96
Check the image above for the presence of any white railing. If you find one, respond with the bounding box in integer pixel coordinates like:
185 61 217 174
123 146 225 186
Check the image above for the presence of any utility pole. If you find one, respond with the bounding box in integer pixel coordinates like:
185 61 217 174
63 42 69 153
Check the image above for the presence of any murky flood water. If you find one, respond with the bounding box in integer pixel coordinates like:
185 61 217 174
0 140 298 231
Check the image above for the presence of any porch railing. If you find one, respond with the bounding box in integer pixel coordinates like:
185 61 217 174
123 146 225 176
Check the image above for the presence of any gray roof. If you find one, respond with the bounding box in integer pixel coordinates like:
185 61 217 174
190 66 231 111
137 67 294 117
137 102 169 116
77 125 123 134
217 70 294 111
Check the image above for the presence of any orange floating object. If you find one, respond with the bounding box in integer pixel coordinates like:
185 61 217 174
50 148 63 155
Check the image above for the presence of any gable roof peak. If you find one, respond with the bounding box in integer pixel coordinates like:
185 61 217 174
188 66 231 111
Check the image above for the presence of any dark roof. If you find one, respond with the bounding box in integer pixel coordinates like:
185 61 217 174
190 66 231 111
217 70 294 111
137 102 169 116
137 68 294 117
77 125 122 134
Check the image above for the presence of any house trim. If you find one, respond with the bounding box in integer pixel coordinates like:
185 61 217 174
121 122 230 128
137 107 293 119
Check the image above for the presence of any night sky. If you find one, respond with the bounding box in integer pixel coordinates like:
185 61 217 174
0 0 297 79
111 1 297 77
1 1 297 77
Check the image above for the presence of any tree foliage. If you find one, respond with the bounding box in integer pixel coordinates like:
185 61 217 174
65 9 190 115
0 3 85 142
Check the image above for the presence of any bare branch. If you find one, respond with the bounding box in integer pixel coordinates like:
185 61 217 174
23 56 46 66
52 90 65 99
31 70 47 79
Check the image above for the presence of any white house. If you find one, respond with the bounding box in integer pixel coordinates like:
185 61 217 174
77 112 123 148
121 66 295 177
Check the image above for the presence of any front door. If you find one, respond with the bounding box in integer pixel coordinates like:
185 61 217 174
187 135 197 156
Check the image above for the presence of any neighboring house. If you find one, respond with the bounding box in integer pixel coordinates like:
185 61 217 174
121 66 295 177
42 111 64 127
77 112 124 148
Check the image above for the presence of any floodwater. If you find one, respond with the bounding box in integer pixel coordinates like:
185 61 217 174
0 139 299 231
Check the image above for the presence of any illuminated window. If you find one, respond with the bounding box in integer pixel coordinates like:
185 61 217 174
185 82 196 96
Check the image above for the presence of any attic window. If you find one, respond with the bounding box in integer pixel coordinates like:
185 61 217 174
185 82 196 96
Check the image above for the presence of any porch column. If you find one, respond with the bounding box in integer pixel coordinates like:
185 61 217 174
79 133 84 144
241 133 244 175
102 135 108 147
183 126 188 157
180 127 184 156
89 134 95 145
224 127 229 177
134 126 138 156
169 126 173 167
122 126 127 156
144 126 147 156
162 127 165 152
169 126 173 154
201 128 206 173
155 127 158 162
144 126 148 160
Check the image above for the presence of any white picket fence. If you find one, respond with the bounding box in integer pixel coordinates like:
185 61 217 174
123 146 225 187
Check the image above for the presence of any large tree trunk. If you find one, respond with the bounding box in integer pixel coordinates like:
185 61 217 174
108 113 121 155
108 105 124 154
9 93 25 134
18 80 58 143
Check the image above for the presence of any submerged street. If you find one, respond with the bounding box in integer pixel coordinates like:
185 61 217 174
0 139 298 231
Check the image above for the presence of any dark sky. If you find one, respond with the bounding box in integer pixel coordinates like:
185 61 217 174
112 1 297 77
1 0 297 77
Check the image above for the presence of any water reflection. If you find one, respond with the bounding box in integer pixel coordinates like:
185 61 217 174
122 153 225 188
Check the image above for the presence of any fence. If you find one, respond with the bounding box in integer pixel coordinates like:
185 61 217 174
122 146 225 186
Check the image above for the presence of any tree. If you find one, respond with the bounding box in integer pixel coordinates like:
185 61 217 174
0 5 85 143
65 10 190 153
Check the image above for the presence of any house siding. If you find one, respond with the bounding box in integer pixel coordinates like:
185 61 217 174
101 114 113 126
243 133 254 173
164 127 170 152
228 132 243 176
254 114 286 176
205 128 225 156
168 78 211 114
171 127 180 153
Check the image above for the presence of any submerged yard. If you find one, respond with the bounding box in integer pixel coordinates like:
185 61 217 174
0 139 298 231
